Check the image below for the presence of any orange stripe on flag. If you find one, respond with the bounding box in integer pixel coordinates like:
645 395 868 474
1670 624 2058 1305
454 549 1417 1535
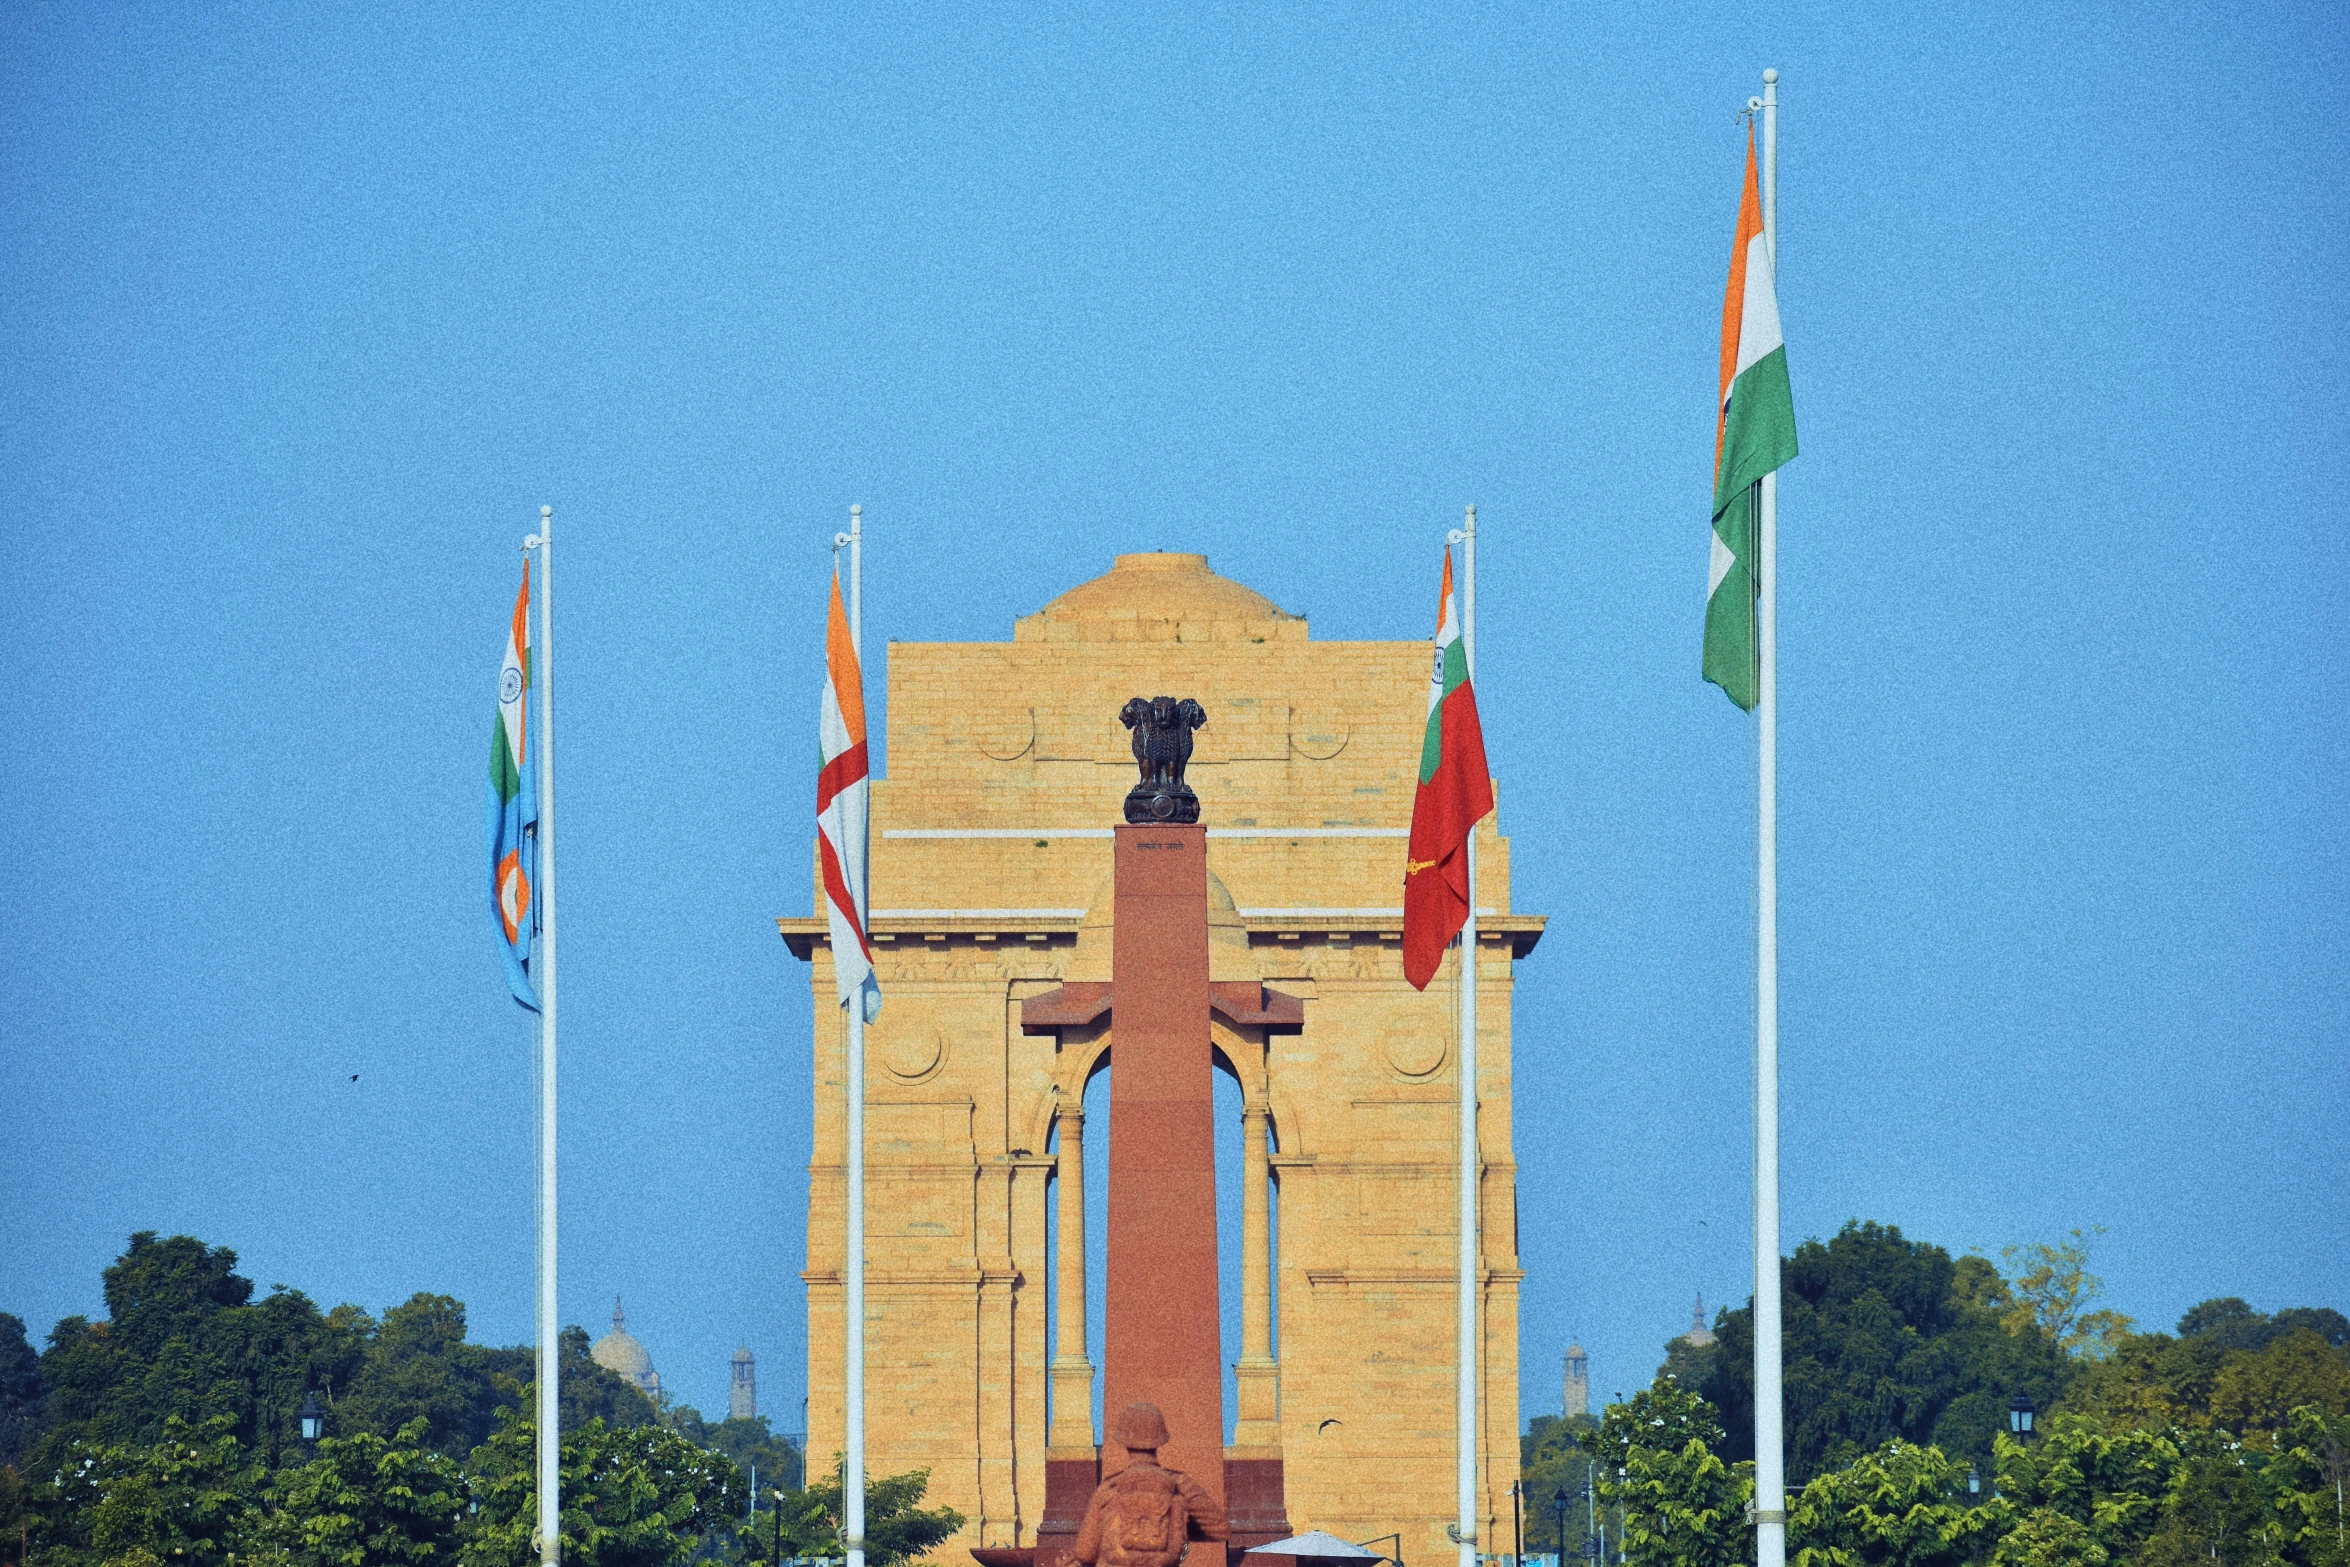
509 559 531 766
826 573 865 743
1717 125 1764 478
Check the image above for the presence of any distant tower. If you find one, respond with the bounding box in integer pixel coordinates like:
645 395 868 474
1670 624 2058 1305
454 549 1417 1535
1564 1342 1590 1419
1682 1293 1717 1347
730 1344 758 1422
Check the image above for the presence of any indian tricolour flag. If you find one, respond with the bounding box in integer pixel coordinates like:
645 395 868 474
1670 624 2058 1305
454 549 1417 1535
1403 546 1494 991
1705 124 1799 710
487 560 539 1011
818 571 880 1022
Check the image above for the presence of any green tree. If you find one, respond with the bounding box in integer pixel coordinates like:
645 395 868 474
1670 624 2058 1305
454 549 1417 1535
260 1417 465 1566
335 1296 519 1456
460 1409 740 1567
23 1415 262 1567
2064 1306 2350 1436
1524 1415 1600 1557
669 1408 803 1497
2164 1300 2348 1359
31 1237 369 1471
1 1463 25 1567
2000 1231 2133 1360
0 1313 41 1469
2061 1333 2231 1432
554 1330 658 1435
1988 1418 2184 1565
1990 1509 2106 1567
747 1483 838 1565
1670 1223 2068 1482
2209 1334 2350 1441
765 1464 965 1567
2137 1440 2272 1567
1789 1439 1993 1567
1584 1380 1753 1567
2268 1405 2350 1567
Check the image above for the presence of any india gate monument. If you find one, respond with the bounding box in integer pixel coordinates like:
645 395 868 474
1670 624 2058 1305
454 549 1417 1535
780 551 1542 1562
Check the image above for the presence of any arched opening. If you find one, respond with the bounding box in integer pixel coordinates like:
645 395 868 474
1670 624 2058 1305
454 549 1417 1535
1044 1103 1068 1439
1212 1049 1243 1442
1044 1044 1275 1446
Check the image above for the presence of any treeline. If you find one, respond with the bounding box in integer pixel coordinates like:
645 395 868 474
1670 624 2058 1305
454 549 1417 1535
0 1233 961 1567
1522 1221 2349 1567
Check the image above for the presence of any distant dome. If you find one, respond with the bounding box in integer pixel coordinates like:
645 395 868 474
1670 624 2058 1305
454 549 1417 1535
1682 1294 1716 1348
1014 552 1304 644
592 1299 660 1397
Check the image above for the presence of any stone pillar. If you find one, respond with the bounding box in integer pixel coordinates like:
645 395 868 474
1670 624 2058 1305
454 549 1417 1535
1047 1102 1096 1452
1232 1101 1279 1448
1102 822 1225 1505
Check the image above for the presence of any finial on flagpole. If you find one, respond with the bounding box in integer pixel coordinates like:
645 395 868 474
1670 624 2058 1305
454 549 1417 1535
1762 67 1778 83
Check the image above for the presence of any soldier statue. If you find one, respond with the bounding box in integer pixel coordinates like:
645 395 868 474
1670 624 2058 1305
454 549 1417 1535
1070 1402 1228 1567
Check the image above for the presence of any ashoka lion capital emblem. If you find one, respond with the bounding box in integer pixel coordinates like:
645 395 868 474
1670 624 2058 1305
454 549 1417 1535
1118 696 1207 824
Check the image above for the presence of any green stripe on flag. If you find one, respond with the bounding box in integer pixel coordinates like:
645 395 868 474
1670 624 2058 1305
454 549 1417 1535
1712 345 1797 513
1704 343 1796 712
491 715 520 801
1705 486 1758 709
1418 637 1468 783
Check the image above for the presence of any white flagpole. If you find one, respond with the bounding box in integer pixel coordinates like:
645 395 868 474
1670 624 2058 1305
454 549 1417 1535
528 505 562 1565
1752 66 1787 1567
841 503 867 1567
1451 504 1480 1567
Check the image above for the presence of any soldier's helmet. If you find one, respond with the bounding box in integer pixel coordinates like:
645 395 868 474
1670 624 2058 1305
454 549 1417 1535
1110 1401 1171 1451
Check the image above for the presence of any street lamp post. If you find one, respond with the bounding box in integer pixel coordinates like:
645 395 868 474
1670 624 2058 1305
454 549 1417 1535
1511 1481 1523 1567
1552 1488 1570 1567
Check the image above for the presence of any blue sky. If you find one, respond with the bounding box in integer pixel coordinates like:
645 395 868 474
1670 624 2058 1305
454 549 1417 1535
3 2 2344 1434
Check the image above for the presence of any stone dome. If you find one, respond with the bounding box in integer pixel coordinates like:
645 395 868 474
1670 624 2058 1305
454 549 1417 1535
591 1299 660 1397
1013 552 1305 644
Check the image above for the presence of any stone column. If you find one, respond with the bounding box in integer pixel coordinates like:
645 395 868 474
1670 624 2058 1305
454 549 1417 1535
1232 1100 1280 1448
1047 1101 1096 1452
1103 823 1225 1500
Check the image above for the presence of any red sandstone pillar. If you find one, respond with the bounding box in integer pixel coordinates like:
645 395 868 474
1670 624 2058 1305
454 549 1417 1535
1102 823 1225 1505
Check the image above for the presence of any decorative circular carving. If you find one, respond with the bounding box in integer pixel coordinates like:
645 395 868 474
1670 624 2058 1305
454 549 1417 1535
883 1027 944 1082
1290 710 1349 760
1382 1018 1446 1078
973 709 1034 761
